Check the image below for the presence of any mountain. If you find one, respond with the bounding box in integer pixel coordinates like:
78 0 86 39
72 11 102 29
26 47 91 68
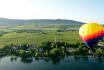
0 17 84 26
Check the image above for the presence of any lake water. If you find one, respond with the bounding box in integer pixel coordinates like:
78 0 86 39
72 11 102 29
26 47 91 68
0 56 104 70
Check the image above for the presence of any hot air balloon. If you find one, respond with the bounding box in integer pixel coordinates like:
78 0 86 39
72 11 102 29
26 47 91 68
79 23 104 48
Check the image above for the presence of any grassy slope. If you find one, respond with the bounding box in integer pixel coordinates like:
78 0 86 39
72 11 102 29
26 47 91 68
0 31 81 48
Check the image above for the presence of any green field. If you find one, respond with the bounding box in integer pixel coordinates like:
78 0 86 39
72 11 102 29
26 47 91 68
0 23 82 48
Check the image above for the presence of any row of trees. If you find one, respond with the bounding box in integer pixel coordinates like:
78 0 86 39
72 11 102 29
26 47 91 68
0 41 104 58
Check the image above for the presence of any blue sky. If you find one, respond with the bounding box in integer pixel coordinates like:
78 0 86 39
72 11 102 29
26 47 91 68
0 0 104 23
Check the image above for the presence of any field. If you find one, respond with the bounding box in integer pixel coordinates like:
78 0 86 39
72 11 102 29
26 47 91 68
0 23 82 48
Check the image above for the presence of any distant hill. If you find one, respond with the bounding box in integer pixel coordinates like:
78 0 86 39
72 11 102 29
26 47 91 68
0 17 84 26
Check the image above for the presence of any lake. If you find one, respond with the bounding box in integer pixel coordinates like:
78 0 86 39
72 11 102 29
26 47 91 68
0 56 104 70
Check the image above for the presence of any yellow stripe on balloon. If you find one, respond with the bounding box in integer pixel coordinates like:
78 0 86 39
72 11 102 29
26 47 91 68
79 23 104 37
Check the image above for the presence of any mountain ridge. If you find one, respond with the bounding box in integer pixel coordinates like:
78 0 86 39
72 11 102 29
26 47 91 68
0 17 84 25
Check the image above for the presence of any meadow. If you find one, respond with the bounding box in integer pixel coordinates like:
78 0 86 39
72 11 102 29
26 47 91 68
0 23 82 48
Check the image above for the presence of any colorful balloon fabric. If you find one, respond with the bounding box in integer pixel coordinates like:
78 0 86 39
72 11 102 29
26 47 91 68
79 23 104 47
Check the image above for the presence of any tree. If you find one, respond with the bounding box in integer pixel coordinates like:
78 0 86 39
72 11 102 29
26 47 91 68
50 48 61 56
19 50 25 57
96 48 104 55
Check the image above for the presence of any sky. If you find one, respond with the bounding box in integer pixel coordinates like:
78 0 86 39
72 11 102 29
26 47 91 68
0 0 104 23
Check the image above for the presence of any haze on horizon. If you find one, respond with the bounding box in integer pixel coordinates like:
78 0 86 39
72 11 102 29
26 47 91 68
0 0 104 23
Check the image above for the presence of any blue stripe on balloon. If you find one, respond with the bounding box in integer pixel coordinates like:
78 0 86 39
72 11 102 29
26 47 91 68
85 35 103 47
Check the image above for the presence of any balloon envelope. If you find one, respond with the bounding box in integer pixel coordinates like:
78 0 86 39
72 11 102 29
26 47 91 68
79 23 104 47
